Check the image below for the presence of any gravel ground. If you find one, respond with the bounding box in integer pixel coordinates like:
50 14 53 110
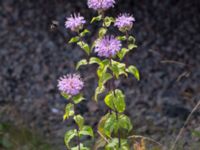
0 0 200 149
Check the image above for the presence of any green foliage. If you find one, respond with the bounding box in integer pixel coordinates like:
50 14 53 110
76 59 88 70
89 57 101 65
109 60 127 78
64 129 77 149
74 115 84 129
71 143 90 150
69 36 80 43
63 103 74 120
117 36 127 41
105 138 129 150
126 65 140 80
104 89 126 113
99 27 107 38
80 29 90 37
72 94 85 104
77 41 90 55
103 17 115 27
61 92 71 100
79 126 94 138
117 48 130 60
91 15 102 23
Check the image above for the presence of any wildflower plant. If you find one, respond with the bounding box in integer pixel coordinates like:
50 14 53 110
58 0 139 149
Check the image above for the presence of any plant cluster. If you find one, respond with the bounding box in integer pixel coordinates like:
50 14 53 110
58 0 140 149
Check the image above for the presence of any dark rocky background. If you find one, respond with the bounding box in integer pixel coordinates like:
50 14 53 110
0 0 200 149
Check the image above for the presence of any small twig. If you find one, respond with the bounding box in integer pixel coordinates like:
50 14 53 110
170 100 200 150
128 135 164 148
160 60 186 66
97 131 110 143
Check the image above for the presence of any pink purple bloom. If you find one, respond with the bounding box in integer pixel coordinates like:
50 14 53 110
114 13 135 32
87 0 115 11
94 35 121 58
58 74 84 96
65 13 86 32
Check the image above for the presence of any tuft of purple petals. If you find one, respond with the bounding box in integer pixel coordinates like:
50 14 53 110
114 13 135 32
58 74 84 96
65 13 86 32
94 35 121 58
87 0 115 11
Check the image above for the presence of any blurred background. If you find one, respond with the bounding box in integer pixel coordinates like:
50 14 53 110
0 0 200 149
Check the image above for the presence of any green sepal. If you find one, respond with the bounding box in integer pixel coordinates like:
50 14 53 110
91 15 102 23
126 65 140 80
77 41 90 55
80 29 90 37
63 103 74 120
64 129 76 149
79 125 94 138
76 59 88 70
72 94 85 104
73 114 84 129
104 89 126 113
69 36 79 43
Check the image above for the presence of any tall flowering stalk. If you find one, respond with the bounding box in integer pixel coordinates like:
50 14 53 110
58 0 139 149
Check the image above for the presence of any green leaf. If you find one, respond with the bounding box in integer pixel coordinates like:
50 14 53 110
77 41 90 55
98 113 110 137
118 114 132 132
104 113 118 137
99 27 107 38
105 138 129 150
128 44 137 50
61 92 71 100
76 59 88 70
117 36 127 41
79 125 94 137
91 15 102 23
98 72 112 87
63 103 74 120
72 94 85 104
110 60 127 78
126 65 140 80
69 36 79 43
89 57 101 65
128 36 136 43
64 129 76 149
94 85 105 101
104 89 126 113
117 48 129 60
80 29 90 37
74 115 84 129
103 17 114 27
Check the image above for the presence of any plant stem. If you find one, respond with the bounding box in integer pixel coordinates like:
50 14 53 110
109 58 121 148
76 126 81 150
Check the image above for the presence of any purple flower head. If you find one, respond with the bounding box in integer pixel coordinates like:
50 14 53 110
88 0 115 11
94 35 122 58
58 74 84 96
114 13 135 32
65 13 86 32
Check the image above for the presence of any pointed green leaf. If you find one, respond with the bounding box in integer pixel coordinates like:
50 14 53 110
79 125 94 137
64 129 76 149
76 59 88 70
72 94 85 104
63 103 74 120
119 114 132 132
77 41 90 55
126 65 140 80
128 44 137 50
80 29 90 37
104 89 126 113
74 115 84 129
104 113 117 137
89 57 101 65
94 85 105 101
117 48 129 60
91 15 102 23
69 36 79 43
98 72 112 87
110 60 127 78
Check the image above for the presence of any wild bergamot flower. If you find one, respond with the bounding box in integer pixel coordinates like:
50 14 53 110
87 0 115 11
94 35 121 58
58 74 84 96
65 13 86 32
114 13 135 32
